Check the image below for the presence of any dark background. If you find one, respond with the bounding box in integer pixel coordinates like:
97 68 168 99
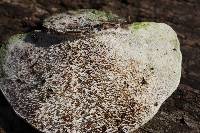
0 0 200 132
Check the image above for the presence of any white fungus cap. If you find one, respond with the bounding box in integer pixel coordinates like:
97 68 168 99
0 10 181 133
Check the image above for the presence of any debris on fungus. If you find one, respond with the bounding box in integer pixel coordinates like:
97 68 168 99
43 9 125 34
0 9 182 133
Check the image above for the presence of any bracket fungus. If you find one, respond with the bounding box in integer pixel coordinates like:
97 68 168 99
0 9 182 133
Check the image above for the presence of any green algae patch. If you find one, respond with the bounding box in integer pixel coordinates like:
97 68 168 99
85 9 121 22
70 9 122 22
129 22 151 31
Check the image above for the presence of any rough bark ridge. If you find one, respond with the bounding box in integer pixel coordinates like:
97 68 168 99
0 0 199 133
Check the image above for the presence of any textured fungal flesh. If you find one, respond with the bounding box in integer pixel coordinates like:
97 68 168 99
0 10 182 133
